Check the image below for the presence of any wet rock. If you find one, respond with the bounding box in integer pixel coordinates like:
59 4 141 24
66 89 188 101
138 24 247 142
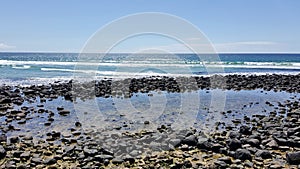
20 151 30 160
17 119 26 124
56 107 64 111
214 160 228 168
218 156 232 164
9 136 19 143
227 138 242 151
0 98 11 104
197 139 212 151
246 138 260 147
94 154 114 162
23 89 35 95
31 157 42 164
255 150 272 159
75 121 82 127
286 151 300 165
0 135 7 142
239 125 251 135
170 138 181 147
123 155 135 164
43 157 57 165
266 139 279 149
181 135 198 147
83 148 98 156
0 145 6 158
235 149 252 161
112 157 124 164
58 110 70 115
228 131 240 139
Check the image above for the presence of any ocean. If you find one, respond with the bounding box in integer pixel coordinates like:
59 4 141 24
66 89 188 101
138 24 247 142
0 52 300 85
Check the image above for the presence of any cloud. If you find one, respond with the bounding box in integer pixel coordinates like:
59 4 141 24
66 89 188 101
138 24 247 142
0 43 16 50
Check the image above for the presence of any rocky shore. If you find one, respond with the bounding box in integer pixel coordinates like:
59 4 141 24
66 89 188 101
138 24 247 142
1 74 300 168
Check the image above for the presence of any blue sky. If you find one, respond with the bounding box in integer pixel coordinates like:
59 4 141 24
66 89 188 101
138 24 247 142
0 0 299 53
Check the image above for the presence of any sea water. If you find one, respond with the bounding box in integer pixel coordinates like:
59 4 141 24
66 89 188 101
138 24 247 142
0 53 300 85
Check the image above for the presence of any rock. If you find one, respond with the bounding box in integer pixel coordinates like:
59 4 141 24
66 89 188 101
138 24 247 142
112 157 124 164
218 156 232 164
211 143 223 153
183 160 192 167
0 135 7 142
246 138 260 147
228 131 240 138
227 138 242 151
235 149 252 161
31 157 42 164
214 160 227 168
123 155 135 164
43 157 57 165
266 139 278 149
83 148 98 156
94 154 114 162
239 125 251 135
75 121 82 127
274 137 288 146
0 98 11 104
20 151 30 159
244 161 253 168
23 89 35 95
197 139 212 150
58 110 70 115
181 135 198 146
286 151 300 164
57 107 64 111
255 150 272 159
170 138 181 147
9 136 19 143
0 145 6 158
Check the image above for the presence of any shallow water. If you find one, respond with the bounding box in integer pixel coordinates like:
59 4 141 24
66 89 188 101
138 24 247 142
2 88 299 141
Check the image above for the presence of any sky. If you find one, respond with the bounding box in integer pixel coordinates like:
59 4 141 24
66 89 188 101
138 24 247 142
0 0 299 53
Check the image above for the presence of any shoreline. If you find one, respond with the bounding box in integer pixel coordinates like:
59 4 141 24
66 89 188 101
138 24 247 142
1 74 300 168
1 72 300 87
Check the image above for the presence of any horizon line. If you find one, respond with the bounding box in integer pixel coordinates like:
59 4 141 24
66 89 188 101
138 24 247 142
1 51 300 54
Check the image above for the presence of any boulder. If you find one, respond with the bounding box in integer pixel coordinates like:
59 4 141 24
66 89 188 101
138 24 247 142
286 151 300 164
235 149 252 161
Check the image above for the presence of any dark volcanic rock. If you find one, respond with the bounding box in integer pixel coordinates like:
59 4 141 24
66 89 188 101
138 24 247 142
214 160 228 169
227 138 242 151
235 149 252 161
31 157 42 164
239 125 252 135
286 151 300 165
43 157 57 165
0 98 11 104
0 135 7 142
9 136 19 143
112 157 124 164
0 145 6 158
20 151 30 160
181 135 198 146
197 139 212 151
255 150 272 159
58 110 70 115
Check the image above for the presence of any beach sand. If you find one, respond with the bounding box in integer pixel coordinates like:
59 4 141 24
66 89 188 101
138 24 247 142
1 74 300 168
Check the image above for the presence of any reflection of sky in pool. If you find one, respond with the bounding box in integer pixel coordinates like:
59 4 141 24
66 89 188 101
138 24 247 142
2 88 299 140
